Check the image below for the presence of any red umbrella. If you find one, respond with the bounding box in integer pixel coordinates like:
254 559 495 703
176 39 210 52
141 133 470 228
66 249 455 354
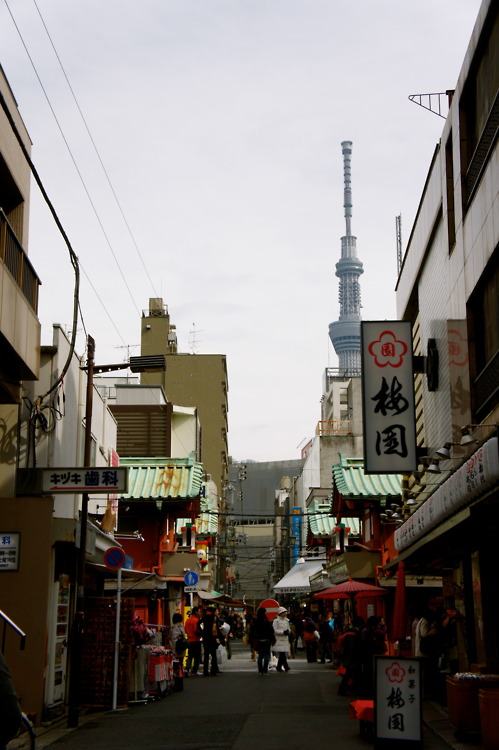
391 561 408 641
313 578 386 600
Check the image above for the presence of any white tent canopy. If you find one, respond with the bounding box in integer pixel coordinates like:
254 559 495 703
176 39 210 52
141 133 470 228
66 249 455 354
273 558 324 594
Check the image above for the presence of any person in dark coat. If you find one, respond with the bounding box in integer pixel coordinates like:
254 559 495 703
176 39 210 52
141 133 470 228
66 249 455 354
359 616 387 696
337 617 364 696
249 607 275 675
0 652 22 750
200 606 221 676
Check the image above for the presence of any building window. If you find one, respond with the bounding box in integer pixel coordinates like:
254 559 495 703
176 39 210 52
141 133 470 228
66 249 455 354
459 4 499 210
467 247 499 420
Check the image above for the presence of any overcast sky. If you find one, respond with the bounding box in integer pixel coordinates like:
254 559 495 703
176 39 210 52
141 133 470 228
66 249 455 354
1 0 482 462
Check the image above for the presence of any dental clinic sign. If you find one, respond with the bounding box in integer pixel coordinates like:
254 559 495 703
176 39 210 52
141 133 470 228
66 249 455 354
361 322 417 474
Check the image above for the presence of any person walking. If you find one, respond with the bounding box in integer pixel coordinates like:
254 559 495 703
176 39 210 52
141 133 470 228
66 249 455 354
318 613 333 664
200 606 221 677
337 618 364 696
249 607 275 675
273 607 291 673
302 616 319 663
184 606 202 676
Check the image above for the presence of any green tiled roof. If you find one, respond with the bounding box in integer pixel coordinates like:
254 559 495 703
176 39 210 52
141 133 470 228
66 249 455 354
308 508 360 537
119 457 204 500
333 457 402 498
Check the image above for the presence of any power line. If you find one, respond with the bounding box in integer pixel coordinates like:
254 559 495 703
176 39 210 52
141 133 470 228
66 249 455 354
31 0 159 298
4 0 141 319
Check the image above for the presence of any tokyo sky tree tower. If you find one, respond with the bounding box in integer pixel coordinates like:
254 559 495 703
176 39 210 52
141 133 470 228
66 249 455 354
328 141 364 374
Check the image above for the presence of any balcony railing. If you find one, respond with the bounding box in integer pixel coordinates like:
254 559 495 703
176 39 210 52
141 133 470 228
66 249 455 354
316 419 353 436
0 209 40 312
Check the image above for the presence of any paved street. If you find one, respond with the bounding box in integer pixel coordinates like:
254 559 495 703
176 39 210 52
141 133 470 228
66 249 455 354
25 642 452 750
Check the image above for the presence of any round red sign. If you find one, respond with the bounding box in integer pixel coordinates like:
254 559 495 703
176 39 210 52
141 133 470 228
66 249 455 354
258 598 281 621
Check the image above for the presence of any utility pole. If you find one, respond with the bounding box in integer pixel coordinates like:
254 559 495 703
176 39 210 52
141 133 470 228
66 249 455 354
67 334 95 728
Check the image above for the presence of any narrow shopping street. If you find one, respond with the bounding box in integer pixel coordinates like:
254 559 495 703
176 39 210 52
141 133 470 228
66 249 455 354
23 642 452 750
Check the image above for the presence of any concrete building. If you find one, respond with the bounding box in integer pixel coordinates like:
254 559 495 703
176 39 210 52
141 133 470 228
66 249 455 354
0 65 41 491
227 459 303 604
390 0 499 674
139 298 229 500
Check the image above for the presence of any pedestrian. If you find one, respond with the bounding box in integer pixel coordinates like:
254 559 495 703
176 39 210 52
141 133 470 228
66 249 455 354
272 607 291 673
220 616 232 659
200 606 221 677
318 613 334 664
171 612 188 658
0 651 22 750
414 598 446 699
249 607 275 675
288 619 297 659
184 606 202 676
359 616 387 696
244 611 256 661
302 616 319 663
337 617 364 696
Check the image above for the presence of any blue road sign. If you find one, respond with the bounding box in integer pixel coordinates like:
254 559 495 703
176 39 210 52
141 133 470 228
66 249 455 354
104 546 126 570
184 570 199 586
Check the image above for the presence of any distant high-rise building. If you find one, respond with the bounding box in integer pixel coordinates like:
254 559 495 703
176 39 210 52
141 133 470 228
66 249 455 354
329 141 364 374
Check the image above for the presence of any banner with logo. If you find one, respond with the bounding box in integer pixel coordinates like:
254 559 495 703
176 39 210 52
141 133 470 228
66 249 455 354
361 322 417 473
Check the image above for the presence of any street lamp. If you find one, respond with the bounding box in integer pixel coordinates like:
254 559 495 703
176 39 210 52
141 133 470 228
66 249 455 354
67 336 165 728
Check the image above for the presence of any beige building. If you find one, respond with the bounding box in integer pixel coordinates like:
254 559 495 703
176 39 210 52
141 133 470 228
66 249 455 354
0 65 43 718
139 298 229 497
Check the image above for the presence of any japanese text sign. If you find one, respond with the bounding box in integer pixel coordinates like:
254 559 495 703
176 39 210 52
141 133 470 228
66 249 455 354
375 657 422 747
0 533 20 571
42 467 128 494
361 322 417 473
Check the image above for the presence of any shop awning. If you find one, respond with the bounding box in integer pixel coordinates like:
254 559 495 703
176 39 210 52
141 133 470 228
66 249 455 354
118 457 204 500
273 558 324 594
333 457 402 498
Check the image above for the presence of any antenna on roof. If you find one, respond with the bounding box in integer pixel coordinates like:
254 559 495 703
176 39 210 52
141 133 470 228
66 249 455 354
396 214 403 274
188 323 204 354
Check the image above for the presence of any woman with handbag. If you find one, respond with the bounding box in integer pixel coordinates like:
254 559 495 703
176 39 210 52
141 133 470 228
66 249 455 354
273 607 291 672
171 612 188 657
249 607 275 675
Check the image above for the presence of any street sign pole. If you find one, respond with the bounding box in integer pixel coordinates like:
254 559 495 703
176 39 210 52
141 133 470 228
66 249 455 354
112 566 122 711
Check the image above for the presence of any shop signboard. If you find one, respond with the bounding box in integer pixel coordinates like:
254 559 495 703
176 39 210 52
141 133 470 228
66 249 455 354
41 467 128 494
395 436 499 552
290 507 302 564
361 321 417 474
375 656 422 749
0 532 20 571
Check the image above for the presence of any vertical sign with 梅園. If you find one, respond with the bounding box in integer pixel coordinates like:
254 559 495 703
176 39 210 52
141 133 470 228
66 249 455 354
375 656 422 749
361 322 417 474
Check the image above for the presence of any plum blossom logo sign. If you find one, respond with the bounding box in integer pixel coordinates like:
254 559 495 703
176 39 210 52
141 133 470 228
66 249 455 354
368 330 408 368
386 662 406 684
448 328 468 367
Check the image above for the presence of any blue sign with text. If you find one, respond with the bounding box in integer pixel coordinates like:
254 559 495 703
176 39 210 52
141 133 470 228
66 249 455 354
184 570 199 586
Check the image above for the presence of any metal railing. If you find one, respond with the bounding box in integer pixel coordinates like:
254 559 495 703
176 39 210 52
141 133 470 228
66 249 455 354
0 608 26 653
0 208 40 312
316 419 353 436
